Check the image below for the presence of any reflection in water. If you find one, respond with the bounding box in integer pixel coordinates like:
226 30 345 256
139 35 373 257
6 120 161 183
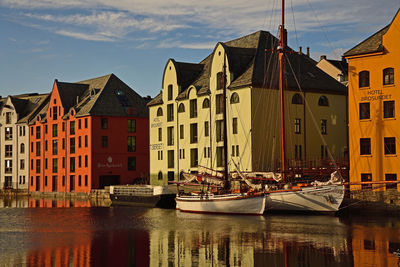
0 199 399 266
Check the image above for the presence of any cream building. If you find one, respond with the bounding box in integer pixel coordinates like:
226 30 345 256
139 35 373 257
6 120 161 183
148 31 348 185
316 55 348 85
0 94 49 190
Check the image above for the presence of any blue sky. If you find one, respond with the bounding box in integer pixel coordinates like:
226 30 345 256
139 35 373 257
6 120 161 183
1 0 399 98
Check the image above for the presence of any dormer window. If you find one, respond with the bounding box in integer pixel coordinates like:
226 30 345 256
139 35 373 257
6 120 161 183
178 103 185 113
167 85 173 101
383 68 394 85
292 93 303 104
230 92 240 104
359 71 370 88
202 98 210 109
318 96 329 106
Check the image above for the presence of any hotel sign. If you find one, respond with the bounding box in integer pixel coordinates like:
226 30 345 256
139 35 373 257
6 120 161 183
360 89 391 102
151 118 162 128
150 143 163 150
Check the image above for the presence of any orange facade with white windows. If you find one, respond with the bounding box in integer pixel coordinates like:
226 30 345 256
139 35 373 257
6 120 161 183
345 10 400 190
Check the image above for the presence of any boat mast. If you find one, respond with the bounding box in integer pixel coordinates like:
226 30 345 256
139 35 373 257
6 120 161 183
222 54 229 189
279 0 287 181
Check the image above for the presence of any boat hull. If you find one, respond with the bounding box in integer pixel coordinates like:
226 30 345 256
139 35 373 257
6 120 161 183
176 193 266 215
266 184 345 212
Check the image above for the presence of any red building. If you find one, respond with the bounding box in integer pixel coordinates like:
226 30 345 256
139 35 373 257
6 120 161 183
29 74 149 194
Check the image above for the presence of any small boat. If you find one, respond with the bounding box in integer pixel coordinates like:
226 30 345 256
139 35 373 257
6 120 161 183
109 185 176 208
176 192 266 215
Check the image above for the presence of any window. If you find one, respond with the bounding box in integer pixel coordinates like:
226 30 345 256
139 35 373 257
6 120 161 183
321 145 328 159
359 103 370 120
178 103 185 113
5 145 12 157
360 138 371 155
78 175 82 186
167 84 173 101
361 173 372 189
85 155 88 167
70 157 75 172
167 104 174 121
385 174 397 190
85 118 88 128
36 142 41 156
52 124 58 137
5 127 13 140
52 140 58 155
216 120 223 142
158 128 162 142
168 150 174 168
19 126 25 136
180 125 184 139
190 123 198 144
45 140 48 151
384 137 396 155
128 136 136 152
383 68 394 85
128 157 136 171
359 71 370 88
70 121 75 135
36 159 41 174
85 175 88 186
158 171 163 180
318 96 329 106
53 158 58 173
70 138 75 154
5 160 12 173
292 93 303 104
294 118 301 134
101 118 108 129
217 147 224 167
20 143 25 154
62 138 65 149
157 107 163 116
167 127 174 146
216 94 223 114
158 150 163 160
232 118 238 134
202 98 210 109
190 99 197 118
230 92 239 104
321 119 327 135
52 106 57 120
384 101 395 118
180 149 185 159
205 121 209 137
78 136 81 148
78 119 81 129
101 136 108 148
78 156 81 168
217 72 223 90
295 144 302 160
45 158 48 169
20 159 25 170
62 157 65 169
5 112 12 124
190 148 198 167
85 135 88 147
62 122 65 132
128 120 136 133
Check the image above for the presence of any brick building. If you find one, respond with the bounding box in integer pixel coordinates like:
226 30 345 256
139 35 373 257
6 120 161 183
29 74 149 194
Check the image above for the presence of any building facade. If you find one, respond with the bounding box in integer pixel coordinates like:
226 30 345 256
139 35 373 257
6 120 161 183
148 31 348 185
344 9 400 191
316 55 348 85
29 74 149 194
0 94 48 190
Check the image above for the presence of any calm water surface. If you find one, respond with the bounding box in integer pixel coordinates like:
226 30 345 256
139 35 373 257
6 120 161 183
0 198 399 267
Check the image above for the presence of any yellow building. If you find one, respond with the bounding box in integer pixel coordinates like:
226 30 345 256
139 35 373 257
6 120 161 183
344 9 400 191
148 31 348 185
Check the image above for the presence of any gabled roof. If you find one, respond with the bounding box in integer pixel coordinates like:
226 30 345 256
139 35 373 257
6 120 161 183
326 59 348 74
161 30 346 101
344 26 389 57
147 92 163 106
50 73 148 118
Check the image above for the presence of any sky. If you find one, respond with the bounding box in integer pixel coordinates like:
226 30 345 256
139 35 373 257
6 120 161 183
0 0 399 98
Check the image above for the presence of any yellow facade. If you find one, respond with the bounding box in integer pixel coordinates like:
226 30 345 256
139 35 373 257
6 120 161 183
149 32 348 185
345 10 400 191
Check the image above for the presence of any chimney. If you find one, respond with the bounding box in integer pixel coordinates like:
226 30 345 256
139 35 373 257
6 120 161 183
306 47 310 57
320 55 327 61
299 46 302 54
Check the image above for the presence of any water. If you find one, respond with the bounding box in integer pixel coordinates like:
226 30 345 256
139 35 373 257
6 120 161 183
0 198 399 266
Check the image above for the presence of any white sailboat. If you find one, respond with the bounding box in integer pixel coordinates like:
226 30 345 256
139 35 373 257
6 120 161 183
176 56 267 216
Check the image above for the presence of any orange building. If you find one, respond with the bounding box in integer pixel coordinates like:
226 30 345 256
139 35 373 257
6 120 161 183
344 9 400 191
29 74 149 194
